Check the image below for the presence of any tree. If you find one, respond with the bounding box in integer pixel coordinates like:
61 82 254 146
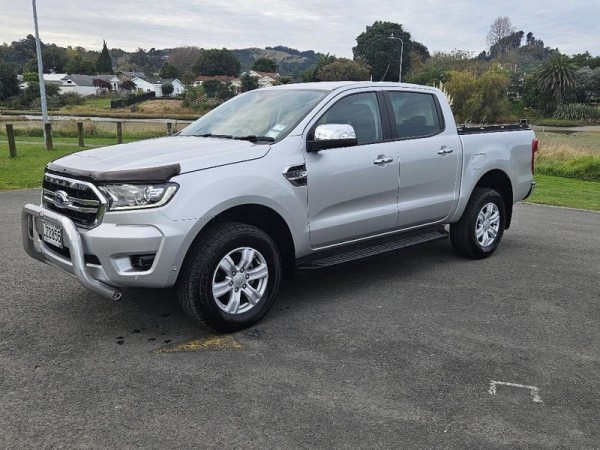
121 79 136 91
93 78 112 90
252 57 277 73
300 53 336 82
192 49 241 76
445 66 510 123
181 71 197 87
65 54 96 74
216 83 236 102
315 53 336 76
463 66 511 122
489 31 524 59
159 62 179 79
408 50 487 86
353 21 425 82
42 44 68 72
574 67 600 103
0 64 19 100
240 73 259 92
96 40 113 74
537 54 577 108
487 17 515 47
168 46 202 74
162 82 174 96
316 58 370 81
22 72 39 82
202 79 221 98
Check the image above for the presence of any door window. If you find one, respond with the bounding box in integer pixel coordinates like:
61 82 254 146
389 92 443 139
316 92 383 145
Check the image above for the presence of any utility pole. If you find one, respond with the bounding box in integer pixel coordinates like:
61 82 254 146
32 0 51 149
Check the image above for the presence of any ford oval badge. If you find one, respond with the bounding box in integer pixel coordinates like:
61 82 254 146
53 190 70 208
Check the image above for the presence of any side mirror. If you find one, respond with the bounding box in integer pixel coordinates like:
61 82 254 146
307 124 358 152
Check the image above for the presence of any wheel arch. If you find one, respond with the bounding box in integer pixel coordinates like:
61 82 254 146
189 204 296 279
474 169 514 229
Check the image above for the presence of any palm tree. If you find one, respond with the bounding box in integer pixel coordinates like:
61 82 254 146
536 54 577 108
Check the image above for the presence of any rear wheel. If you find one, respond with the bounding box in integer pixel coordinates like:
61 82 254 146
450 187 506 259
177 223 281 332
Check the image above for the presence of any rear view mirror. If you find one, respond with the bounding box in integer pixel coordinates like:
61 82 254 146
307 124 358 152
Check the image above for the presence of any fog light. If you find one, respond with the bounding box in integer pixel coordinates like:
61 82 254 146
131 254 156 271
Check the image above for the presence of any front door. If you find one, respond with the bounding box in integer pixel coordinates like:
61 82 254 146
305 91 399 248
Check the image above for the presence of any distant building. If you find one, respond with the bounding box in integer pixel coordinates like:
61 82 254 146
246 70 281 87
193 75 242 94
59 74 122 96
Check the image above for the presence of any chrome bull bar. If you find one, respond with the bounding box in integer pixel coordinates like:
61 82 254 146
22 203 123 301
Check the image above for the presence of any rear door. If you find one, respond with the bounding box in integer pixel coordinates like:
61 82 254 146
305 90 399 248
385 90 462 228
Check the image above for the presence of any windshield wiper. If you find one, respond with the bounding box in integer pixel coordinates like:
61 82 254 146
234 135 275 143
195 133 234 139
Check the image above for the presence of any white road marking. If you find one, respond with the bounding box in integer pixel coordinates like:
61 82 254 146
489 380 542 403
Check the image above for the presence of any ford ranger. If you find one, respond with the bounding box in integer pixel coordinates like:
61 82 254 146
22 81 537 331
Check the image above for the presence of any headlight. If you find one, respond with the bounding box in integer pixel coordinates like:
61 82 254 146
99 183 179 211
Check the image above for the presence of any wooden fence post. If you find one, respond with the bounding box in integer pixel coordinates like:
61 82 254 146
77 122 85 147
167 122 173 136
116 122 123 144
6 124 17 157
44 122 53 151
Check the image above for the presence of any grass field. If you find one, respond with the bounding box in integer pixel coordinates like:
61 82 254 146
2 124 600 211
0 119 186 140
529 174 600 211
536 130 600 181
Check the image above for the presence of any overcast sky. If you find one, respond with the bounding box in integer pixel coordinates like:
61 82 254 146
1 0 598 58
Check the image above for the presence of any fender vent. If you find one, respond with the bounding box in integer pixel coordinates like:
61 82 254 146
283 164 307 187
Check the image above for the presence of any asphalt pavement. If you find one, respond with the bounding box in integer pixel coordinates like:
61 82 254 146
1 189 599 449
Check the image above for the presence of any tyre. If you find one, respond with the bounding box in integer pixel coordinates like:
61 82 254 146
450 187 506 259
177 222 282 332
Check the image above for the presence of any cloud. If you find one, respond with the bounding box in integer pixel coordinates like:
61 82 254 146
1 0 598 57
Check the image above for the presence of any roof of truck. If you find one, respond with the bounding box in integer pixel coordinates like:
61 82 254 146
268 80 436 93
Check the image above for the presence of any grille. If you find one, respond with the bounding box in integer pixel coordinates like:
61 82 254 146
42 173 107 228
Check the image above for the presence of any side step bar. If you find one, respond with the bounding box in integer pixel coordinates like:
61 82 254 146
297 226 448 270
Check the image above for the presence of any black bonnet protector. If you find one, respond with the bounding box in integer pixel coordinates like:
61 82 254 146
46 163 181 184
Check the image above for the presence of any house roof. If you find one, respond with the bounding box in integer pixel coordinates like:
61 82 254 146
44 73 67 82
195 75 240 83
119 71 148 80
249 71 280 80
62 74 117 87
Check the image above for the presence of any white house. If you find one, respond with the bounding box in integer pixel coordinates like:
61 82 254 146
131 77 163 96
247 70 281 88
44 73 68 85
59 74 122 96
18 72 67 90
163 79 185 97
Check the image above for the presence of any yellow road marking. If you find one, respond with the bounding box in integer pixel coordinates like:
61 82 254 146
154 335 243 353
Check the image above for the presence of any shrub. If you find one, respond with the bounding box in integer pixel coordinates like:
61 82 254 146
553 103 600 122
60 92 84 106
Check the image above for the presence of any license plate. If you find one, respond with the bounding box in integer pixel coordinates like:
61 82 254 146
42 221 63 248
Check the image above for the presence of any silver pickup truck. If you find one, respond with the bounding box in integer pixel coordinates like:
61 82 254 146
22 81 537 331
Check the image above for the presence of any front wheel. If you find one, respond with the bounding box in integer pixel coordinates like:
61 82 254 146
450 187 506 259
177 223 282 332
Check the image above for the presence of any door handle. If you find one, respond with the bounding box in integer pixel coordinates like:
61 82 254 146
438 147 454 155
373 156 393 165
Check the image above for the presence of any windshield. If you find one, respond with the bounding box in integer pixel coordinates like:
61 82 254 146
179 88 328 142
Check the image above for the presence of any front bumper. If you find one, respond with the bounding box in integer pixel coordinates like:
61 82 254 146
22 204 192 300
22 204 123 300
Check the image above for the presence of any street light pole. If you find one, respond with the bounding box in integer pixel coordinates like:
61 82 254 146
389 33 404 83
